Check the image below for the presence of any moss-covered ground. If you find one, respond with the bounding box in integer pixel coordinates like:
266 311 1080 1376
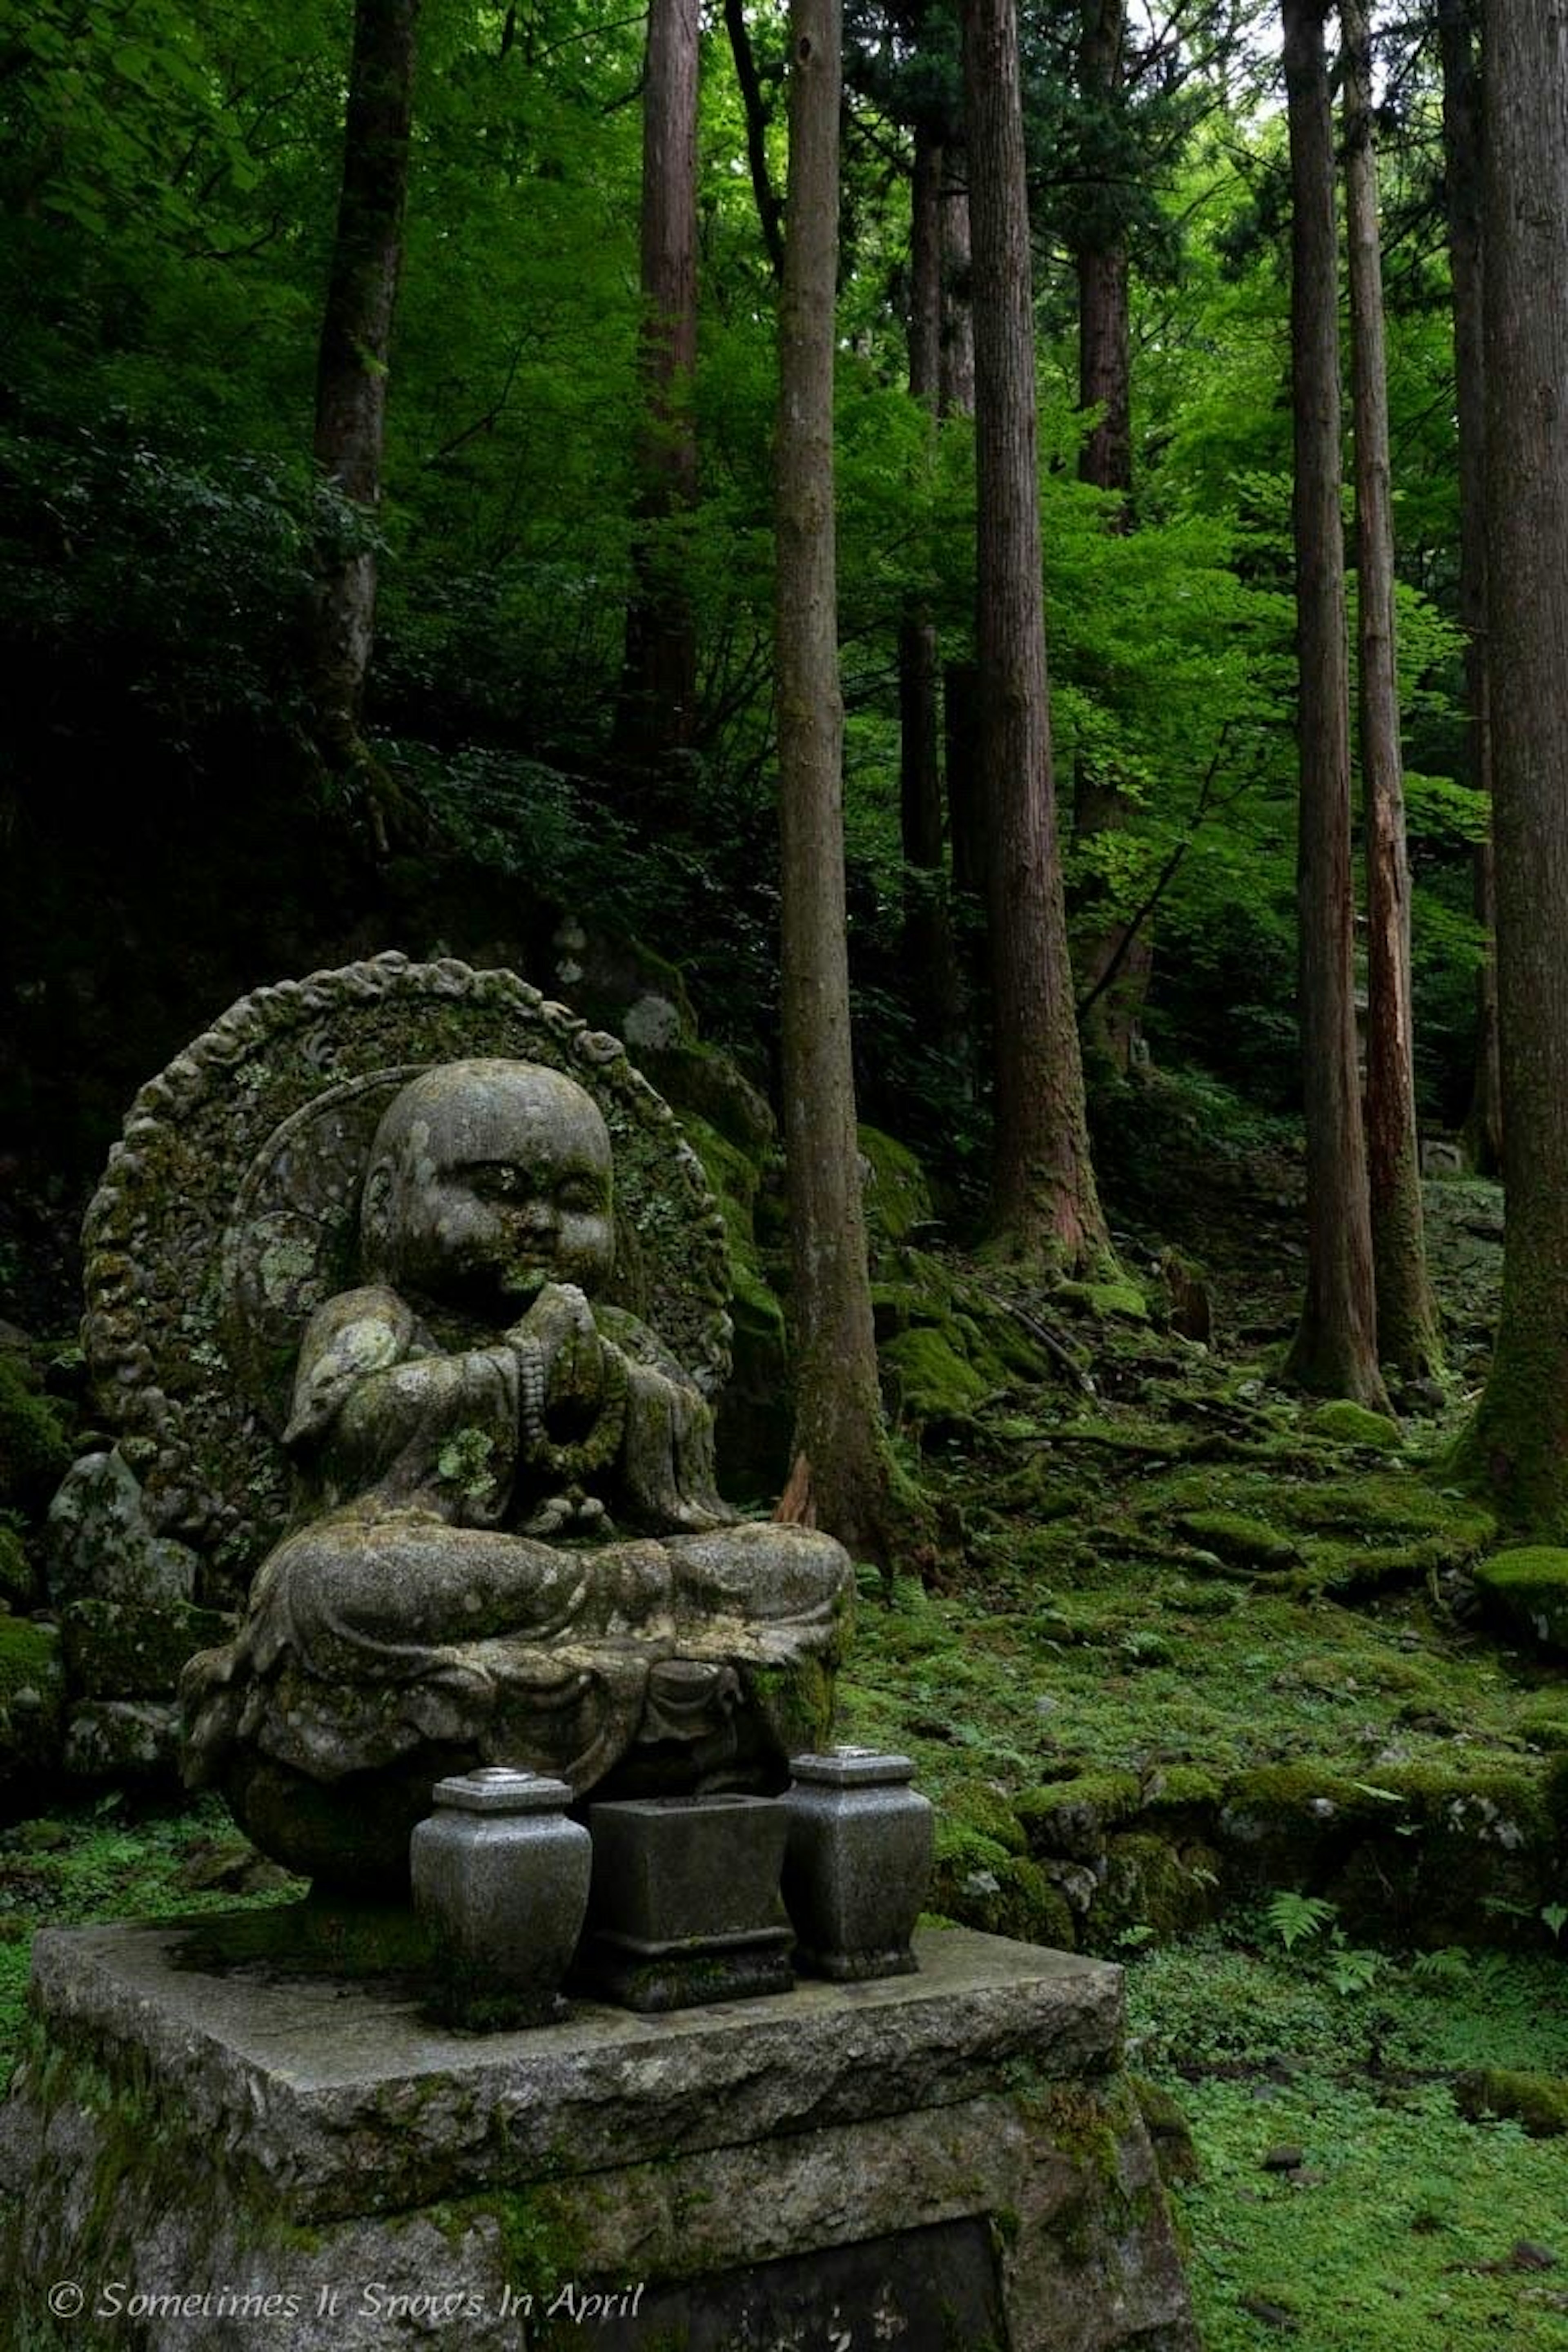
0 1091 1564 2347
831 1116 1568 2351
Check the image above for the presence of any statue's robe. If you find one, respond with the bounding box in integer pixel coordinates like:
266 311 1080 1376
182 1285 850 1813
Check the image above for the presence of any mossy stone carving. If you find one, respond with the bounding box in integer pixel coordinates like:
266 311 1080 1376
82 954 734 1599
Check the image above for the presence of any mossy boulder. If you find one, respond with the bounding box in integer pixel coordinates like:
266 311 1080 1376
1307 1400 1403 1452
1173 1511 1300 1572
858 1126 936 1250
671 1111 790 1495
941 1777 1028 1857
60 1596 235 1701
1094 1834 1223 1951
0 1520 34 1610
1473 1548 1568 1657
1016 1771 1142 1864
1133 2078 1202 2186
62 1697 179 1781
880 1324 992 1429
0 1353 72 1513
1057 1278 1149 1323
1456 2069 1568 2138
0 1615 65 1790
929 1815 1075 1948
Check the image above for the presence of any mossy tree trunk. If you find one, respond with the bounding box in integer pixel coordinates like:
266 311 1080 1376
1439 0 1503 1179
1453 0 1568 1531
1279 0 1387 1410
962 0 1108 1271
612 0 700 772
775 0 898 1562
1342 0 1441 1382
310 0 418 802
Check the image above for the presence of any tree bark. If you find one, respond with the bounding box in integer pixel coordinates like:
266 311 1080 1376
310 0 419 779
962 0 1108 1268
1279 0 1386 1407
1342 0 1441 1381
939 155 977 422
1439 0 1502 1176
1455 0 1568 1531
613 0 701 769
900 124 963 1041
776 0 897 1558
1071 0 1149 1076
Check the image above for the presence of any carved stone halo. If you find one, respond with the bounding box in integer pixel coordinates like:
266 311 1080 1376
82 955 732 1597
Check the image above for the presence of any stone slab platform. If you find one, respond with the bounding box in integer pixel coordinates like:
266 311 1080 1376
0 1922 1196 2352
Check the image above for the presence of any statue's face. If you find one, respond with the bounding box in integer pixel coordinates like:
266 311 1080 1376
362 1060 615 1311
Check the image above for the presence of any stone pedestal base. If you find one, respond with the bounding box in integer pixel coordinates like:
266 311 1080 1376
0 1922 1196 2352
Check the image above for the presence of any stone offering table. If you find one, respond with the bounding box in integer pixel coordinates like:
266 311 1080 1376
0 1921 1196 2351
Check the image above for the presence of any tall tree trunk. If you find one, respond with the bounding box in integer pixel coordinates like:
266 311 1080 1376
962 0 1108 1268
1071 0 1149 1076
1279 0 1387 1407
311 0 419 786
1439 0 1501 1176
613 0 701 769
939 157 976 420
900 124 962 1041
776 0 896 1557
939 158 982 904
1342 0 1441 1381
1455 0 1568 1530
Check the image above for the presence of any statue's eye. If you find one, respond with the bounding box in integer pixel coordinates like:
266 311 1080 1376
470 1168 525 1203
558 1180 605 1214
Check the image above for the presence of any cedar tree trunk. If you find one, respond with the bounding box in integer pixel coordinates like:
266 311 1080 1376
775 0 896 1558
900 123 962 1041
1454 1 1568 1530
614 0 701 768
1342 0 1441 1379
1279 0 1387 1407
1439 0 1502 1175
311 0 418 777
1071 0 1150 1076
962 0 1108 1268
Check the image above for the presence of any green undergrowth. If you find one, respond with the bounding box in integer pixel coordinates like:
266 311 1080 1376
1123 1928 1568 2351
0 1793 303 2091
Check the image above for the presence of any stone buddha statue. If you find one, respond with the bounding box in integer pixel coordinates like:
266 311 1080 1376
180 1057 852 1890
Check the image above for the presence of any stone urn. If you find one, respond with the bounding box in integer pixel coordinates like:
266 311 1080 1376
782 1748 933 1980
410 1766 590 2026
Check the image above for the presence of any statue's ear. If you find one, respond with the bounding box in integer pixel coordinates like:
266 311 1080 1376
359 1162 394 1272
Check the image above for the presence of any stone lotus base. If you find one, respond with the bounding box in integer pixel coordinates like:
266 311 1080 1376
0 1922 1196 2352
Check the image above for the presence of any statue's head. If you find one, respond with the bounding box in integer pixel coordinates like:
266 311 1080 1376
359 1059 615 1312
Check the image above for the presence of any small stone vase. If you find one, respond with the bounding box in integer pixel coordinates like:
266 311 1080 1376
410 1766 590 2027
782 1748 933 1981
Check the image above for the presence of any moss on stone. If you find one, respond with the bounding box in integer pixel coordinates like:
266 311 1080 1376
0 1356 71 1512
880 1325 991 1426
1174 1511 1299 1571
1456 2068 1568 2138
1102 1833 1223 1946
1057 1279 1149 1323
1307 1400 1403 1452
1473 1547 1568 1656
941 1778 1028 1857
61 1596 234 1700
857 1126 935 1249
1132 2077 1201 2185
1015 1772 1142 1863
0 1519 33 1609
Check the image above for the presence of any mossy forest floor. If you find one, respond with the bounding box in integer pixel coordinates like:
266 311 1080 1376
1 1092 1566 2348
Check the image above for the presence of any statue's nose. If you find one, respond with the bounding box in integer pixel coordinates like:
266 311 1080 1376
514 1200 558 1237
